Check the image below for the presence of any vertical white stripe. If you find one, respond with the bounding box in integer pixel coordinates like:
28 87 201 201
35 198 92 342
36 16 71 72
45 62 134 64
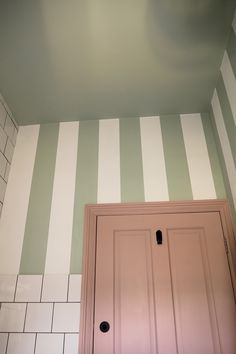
181 114 216 199
97 119 120 203
45 122 79 274
221 52 236 125
212 92 236 208
232 11 236 35
0 125 40 274
140 116 169 201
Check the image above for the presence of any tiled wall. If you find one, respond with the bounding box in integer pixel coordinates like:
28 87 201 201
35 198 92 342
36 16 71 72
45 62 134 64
0 274 81 354
210 11 236 228
0 94 18 217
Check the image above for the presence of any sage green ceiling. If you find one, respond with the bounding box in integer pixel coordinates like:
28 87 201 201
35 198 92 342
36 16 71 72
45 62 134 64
0 0 235 125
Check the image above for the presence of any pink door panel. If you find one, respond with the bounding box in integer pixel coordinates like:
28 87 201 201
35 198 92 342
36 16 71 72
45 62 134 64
93 212 236 354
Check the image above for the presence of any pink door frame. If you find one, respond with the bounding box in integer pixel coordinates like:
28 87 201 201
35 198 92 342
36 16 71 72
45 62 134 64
78 200 236 354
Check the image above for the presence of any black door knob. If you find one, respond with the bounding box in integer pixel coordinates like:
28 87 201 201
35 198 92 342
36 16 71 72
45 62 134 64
99 321 110 333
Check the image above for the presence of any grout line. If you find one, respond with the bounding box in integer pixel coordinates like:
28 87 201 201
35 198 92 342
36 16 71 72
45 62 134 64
23 303 28 332
5 333 10 354
51 303 55 333
3 136 8 156
40 275 44 302
63 333 65 354
13 275 19 302
67 275 70 302
34 333 37 354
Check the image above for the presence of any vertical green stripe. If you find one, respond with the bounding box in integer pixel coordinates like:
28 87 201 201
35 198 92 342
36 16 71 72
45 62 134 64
120 118 145 202
227 28 236 79
160 115 193 200
20 123 59 274
216 73 236 167
209 107 236 230
201 113 226 198
70 120 99 274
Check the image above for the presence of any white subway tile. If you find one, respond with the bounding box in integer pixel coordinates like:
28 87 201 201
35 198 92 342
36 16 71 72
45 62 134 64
0 275 17 302
1 101 13 121
0 152 7 179
4 163 10 183
0 333 8 354
0 102 6 128
68 274 82 302
4 116 15 142
42 275 68 302
53 303 80 333
35 334 63 354
25 303 53 333
4 140 14 163
15 275 43 302
0 303 26 332
7 334 35 354
0 177 7 203
0 127 7 153
64 334 79 354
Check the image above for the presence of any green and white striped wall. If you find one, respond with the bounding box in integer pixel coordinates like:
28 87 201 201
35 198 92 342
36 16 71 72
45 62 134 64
210 18 236 230
0 113 227 275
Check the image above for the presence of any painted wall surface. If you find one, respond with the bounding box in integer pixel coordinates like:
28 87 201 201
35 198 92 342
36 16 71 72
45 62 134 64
0 93 18 216
0 113 226 275
210 14 236 228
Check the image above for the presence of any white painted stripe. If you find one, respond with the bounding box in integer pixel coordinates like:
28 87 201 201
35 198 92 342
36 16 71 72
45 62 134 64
181 114 216 200
45 122 79 274
221 52 236 125
212 91 236 208
97 119 120 203
232 11 236 35
140 116 169 201
0 125 40 274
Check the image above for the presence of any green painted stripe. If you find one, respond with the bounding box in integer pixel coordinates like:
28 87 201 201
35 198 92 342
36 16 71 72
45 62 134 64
70 120 99 274
201 113 226 199
209 107 236 230
227 28 236 79
216 73 236 167
120 118 145 202
160 115 193 200
20 123 59 274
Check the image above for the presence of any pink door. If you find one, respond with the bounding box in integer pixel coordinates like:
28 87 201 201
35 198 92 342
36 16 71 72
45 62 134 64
93 212 236 354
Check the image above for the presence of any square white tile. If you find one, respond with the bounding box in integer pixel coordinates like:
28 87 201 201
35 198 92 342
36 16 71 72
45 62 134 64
0 127 7 153
64 334 79 354
0 275 17 302
0 333 8 354
0 303 26 332
4 163 10 183
53 303 80 333
4 116 15 142
0 102 6 129
25 303 53 333
68 275 82 302
35 334 63 354
4 139 14 163
0 152 7 179
7 334 35 354
0 177 6 203
15 275 43 302
42 275 68 302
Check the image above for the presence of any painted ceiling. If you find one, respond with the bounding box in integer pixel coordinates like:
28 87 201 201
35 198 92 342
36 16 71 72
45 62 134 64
0 0 235 125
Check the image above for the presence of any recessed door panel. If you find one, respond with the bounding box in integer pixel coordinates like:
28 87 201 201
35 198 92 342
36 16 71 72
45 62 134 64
93 212 236 354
